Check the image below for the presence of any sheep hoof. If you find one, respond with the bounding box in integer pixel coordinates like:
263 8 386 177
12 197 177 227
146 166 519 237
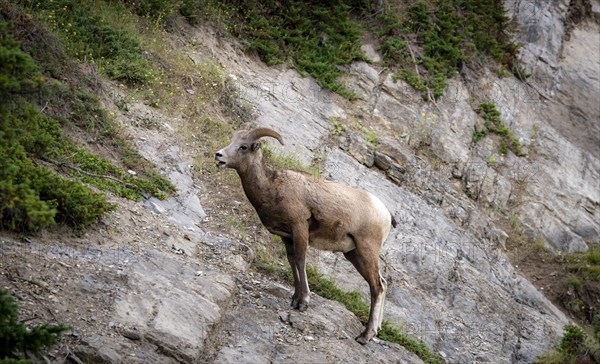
355 335 369 345
298 302 308 312
355 329 376 345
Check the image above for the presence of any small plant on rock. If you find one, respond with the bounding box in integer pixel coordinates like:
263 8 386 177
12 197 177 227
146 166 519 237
473 102 527 157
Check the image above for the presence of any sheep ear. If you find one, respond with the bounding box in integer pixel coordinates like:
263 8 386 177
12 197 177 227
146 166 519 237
251 141 261 151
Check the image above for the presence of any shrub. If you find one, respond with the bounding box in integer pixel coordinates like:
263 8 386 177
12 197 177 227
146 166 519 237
222 0 364 98
0 290 68 362
536 323 599 363
19 0 154 84
0 104 112 231
0 21 42 95
594 316 600 345
379 0 520 99
559 324 587 355
0 15 172 231
473 102 527 157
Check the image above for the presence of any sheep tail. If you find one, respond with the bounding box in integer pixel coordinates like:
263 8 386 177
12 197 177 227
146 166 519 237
389 211 397 228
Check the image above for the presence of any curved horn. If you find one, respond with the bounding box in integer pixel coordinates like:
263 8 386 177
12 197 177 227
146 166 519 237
249 127 284 145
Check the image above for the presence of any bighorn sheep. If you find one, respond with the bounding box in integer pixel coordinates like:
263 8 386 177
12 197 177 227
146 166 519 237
215 127 395 344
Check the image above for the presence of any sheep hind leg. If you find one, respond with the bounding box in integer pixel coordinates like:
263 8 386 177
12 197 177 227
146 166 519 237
283 237 301 308
343 248 387 345
377 274 387 331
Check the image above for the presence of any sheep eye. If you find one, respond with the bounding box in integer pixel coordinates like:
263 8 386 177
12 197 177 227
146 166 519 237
239 145 248 151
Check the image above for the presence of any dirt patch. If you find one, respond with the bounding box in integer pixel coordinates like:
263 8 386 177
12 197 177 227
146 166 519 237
506 236 600 328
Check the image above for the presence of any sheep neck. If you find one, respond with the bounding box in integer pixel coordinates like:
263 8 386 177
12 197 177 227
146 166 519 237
236 156 275 209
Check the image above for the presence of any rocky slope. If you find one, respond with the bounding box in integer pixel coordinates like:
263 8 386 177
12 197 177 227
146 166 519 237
1 1 598 363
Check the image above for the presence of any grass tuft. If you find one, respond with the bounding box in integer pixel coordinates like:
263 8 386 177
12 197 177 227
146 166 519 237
305 266 444 363
262 144 321 177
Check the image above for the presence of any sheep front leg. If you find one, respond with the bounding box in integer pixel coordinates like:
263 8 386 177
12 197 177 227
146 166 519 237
282 237 300 307
291 223 310 311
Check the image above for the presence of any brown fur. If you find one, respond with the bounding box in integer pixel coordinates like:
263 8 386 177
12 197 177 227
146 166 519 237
215 127 395 344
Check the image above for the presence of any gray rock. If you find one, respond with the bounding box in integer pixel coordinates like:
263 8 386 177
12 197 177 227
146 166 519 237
195 12 598 361
361 44 382 63
212 293 423 364
345 61 382 99
120 326 142 341
342 133 375 167
76 336 122 364
80 275 103 294
113 249 236 362
138 143 206 232
315 150 568 363
387 163 406 185
374 151 393 171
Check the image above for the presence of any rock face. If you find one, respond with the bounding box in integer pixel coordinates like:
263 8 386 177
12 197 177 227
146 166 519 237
316 150 567 363
209 278 423 364
192 1 599 361
503 0 600 251
112 249 236 363
3 2 595 364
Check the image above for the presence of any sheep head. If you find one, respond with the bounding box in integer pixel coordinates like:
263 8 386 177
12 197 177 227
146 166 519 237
215 127 284 170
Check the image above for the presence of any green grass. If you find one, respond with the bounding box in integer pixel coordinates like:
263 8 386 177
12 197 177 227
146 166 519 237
306 266 444 363
566 274 584 295
378 321 442 364
473 102 527 157
262 144 321 177
565 247 600 281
